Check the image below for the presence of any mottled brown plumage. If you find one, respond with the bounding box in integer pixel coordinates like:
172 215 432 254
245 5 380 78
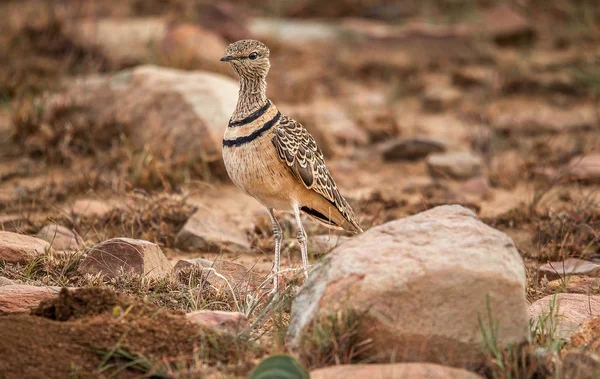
272 114 362 232
221 39 362 291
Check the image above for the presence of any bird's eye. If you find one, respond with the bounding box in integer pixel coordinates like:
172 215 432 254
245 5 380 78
248 52 258 60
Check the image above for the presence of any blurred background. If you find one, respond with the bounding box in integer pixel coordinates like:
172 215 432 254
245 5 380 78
0 0 598 261
0 2 599 376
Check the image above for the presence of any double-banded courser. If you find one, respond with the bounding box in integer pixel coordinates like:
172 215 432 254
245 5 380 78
221 40 362 291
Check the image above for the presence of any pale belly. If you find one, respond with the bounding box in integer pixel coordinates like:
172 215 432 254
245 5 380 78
222 134 299 210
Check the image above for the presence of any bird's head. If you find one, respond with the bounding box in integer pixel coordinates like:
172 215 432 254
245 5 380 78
220 39 270 79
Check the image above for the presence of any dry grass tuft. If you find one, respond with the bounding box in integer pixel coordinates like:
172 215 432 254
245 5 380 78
0 5 109 99
296 309 371 370
12 90 216 191
74 192 196 247
533 201 600 261
13 93 127 164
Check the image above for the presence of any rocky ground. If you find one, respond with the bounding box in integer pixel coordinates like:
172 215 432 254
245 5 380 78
0 0 599 378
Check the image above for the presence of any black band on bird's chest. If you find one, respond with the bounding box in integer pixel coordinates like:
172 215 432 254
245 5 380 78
223 111 281 147
228 100 272 128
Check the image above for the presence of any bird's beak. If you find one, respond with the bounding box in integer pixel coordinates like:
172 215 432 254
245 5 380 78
220 55 234 62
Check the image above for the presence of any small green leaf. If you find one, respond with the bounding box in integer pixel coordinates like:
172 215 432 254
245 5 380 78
249 354 309 379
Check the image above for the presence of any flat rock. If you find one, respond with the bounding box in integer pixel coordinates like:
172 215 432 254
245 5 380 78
186 310 248 334
36 224 80 251
71 199 113 218
174 258 263 290
547 276 600 294
427 151 484 180
176 209 250 253
311 363 483 379
0 231 53 264
538 259 600 281
381 138 446 161
79 238 172 279
288 205 529 367
566 154 600 184
529 294 600 339
0 285 61 314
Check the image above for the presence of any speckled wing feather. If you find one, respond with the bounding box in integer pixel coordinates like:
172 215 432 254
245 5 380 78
272 114 362 233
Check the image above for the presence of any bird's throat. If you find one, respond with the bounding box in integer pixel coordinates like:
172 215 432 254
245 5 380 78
234 76 268 119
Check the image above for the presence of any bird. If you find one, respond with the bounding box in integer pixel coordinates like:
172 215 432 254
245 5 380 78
220 40 362 292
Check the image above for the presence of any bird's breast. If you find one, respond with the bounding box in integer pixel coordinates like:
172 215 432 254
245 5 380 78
222 105 296 209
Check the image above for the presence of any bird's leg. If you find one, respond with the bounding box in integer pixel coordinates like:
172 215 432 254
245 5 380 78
293 205 309 279
267 209 282 293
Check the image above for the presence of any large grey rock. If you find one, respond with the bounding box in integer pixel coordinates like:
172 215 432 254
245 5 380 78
311 363 483 379
79 238 172 279
51 65 237 173
288 205 528 367
0 232 53 264
111 65 237 164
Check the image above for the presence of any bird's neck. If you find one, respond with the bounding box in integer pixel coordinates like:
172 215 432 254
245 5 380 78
234 76 268 119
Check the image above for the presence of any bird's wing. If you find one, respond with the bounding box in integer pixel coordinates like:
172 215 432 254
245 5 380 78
271 114 361 232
